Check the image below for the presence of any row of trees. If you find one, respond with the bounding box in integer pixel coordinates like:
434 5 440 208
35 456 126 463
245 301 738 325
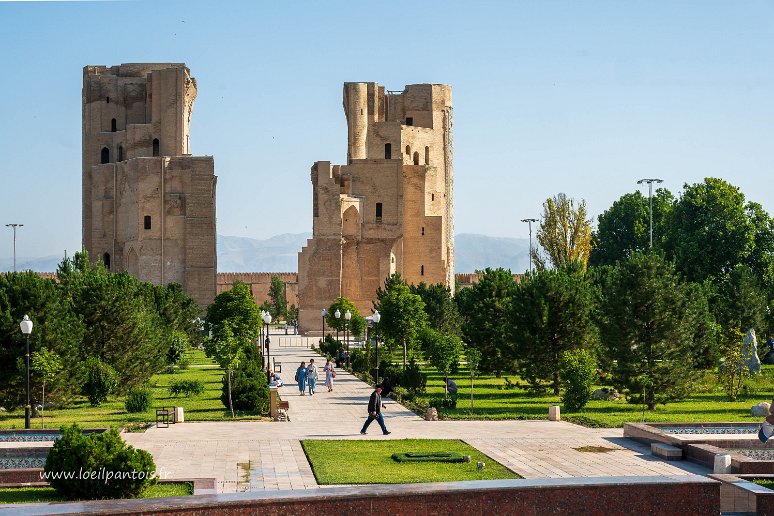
0 251 200 409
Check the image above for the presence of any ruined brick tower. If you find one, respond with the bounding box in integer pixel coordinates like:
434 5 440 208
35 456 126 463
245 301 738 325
297 83 454 332
82 63 217 309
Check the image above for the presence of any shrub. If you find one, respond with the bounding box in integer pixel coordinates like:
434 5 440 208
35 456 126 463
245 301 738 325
125 386 153 413
319 335 343 359
44 424 156 500
83 357 117 406
169 379 205 397
717 328 749 401
429 395 457 410
350 348 369 373
380 364 403 390
560 349 596 412
222 369 270 413
401 359 427 393
166 331 190 366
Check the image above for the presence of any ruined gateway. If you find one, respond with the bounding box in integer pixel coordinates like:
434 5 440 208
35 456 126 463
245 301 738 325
82 63 217 309
297 83 454 332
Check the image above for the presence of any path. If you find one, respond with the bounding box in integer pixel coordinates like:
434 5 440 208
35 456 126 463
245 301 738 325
123 336 710 492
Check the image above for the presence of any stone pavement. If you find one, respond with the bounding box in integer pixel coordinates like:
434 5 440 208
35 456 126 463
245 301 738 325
122 336 710 493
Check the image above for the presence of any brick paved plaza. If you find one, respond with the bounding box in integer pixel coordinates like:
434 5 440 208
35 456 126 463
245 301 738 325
121 336 711 493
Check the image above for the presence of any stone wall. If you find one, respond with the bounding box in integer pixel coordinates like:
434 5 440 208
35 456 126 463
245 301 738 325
217 273 299 313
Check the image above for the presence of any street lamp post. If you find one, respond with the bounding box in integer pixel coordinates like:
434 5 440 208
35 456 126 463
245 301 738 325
20 315 33 429
344 310 352 368
637 178 664 248
321 308 327 340
5 224 23 272
334 309 341 365
521 218 538 274
263 312 272 375
372 310 381 385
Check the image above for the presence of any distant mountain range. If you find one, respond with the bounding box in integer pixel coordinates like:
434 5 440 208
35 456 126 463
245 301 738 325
1 233 531 274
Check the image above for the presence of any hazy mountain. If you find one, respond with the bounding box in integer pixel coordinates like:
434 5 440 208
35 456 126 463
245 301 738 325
217 233 531 273
2 233 532 274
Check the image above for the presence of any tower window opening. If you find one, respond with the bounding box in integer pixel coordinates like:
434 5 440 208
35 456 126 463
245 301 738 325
100 147 110 164
420 265 424 276
384 143 392 159
405 145 410 156
144 215 152 230
118 145 124 162
425 146 430 164
413 152 419 165
152 138 160 156
432 193 435 201
111 118 117 132
406 117 413 126
376 202 383 221
106 96 110 104
103 252 111 271
421 227 425 236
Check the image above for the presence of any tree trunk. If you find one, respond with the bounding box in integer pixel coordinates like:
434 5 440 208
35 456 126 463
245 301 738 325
470 374 474 410
552 371 560 395
227 369 235 418
444 373 449 399
41 382 45 429
402 337 407 370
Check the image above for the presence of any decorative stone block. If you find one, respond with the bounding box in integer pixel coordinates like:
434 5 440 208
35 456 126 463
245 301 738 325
752 402 771 417
173 406 184 423
651 442 682 460
548 405 560 421
714 454 732 474
425 407 439 421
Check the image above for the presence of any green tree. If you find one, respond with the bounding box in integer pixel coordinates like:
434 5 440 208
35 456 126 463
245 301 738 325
598 252 703 409
509 263 597 394
0 271 84 407
30 347 63 428
206 281 261 347
714 265 768 335
410 282 462 336
716 327 749 401
422 329 462 397
375 276 428 369
559 349 596 411
666 178 754 283
325 297 366 339
590 189 674 266
533 193 593 271
267 275 288 320
204 322 244 418
455 268 517 376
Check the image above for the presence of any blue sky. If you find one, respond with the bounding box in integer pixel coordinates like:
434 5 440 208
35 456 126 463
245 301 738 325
1 0 773 262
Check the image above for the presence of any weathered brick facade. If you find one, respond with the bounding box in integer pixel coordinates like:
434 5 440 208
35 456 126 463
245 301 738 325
297 83 454 332
82 64 217 310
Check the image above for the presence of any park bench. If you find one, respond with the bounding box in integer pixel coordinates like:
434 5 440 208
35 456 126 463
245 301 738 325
155 407 176 428
277 400 290 421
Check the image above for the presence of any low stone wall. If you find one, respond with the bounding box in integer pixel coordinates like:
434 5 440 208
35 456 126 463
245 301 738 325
0 468 44 485
6 476 719 515
710 473 774 513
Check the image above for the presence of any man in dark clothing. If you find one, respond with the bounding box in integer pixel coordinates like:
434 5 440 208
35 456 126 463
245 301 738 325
360 385 390 435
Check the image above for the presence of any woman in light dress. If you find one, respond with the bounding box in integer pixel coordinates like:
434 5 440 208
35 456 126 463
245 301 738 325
324 357 335 392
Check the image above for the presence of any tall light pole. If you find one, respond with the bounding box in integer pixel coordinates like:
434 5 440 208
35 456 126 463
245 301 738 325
334 309 341 365
20 315 33 429
5 224 23 272
372 310 381 385
345 310 352 368
637 178 664 248
263 312 272 375
321 308 327 340
521 218 538 273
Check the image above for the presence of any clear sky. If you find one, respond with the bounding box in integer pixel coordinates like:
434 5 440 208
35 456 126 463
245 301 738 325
1 0 773 261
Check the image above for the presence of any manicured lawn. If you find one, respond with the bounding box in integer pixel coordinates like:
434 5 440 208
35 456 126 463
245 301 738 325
0 350 267 430
415 363 774 427
301 439 519 484
0 482 193 504
753 479 774 491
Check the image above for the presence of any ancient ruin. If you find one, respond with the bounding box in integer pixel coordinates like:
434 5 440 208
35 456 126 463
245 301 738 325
81 63 217 309
297 83 454 332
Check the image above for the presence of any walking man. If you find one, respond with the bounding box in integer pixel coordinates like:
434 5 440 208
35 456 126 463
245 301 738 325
307 359 318 395
360 385 390 435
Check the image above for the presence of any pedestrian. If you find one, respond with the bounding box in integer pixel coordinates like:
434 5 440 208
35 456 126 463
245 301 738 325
295 361 308 396
759 400 774 443
324 357 335 392
360 384 390 435
307 359 318 395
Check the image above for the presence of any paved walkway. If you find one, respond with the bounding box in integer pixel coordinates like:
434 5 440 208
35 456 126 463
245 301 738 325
122 337 710 493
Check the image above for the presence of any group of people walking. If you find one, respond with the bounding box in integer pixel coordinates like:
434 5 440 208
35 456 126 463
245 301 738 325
293 357 390 435
295 358 336 395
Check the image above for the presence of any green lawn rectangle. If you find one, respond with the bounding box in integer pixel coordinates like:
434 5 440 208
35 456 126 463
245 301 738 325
301 439 519 485
0 482 193 504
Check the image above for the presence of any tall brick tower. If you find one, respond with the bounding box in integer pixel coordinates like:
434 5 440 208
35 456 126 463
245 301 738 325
82 63 217 309
297 82 454 332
